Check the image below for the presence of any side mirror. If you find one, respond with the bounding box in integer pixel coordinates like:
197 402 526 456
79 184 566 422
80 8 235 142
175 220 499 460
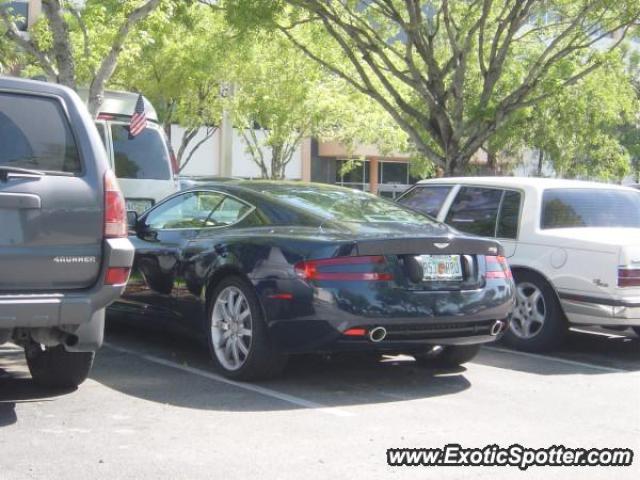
127 210 139 230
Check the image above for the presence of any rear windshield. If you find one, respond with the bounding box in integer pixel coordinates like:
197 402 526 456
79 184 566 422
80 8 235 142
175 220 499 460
0 92 81 173
111 124 171 180
262 186 434 225
541 188 640 229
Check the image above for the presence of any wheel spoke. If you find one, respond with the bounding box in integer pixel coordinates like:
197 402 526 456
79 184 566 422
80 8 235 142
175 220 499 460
237 339 249 356
238 308 251 322
231 339 240 365
239 328 252 337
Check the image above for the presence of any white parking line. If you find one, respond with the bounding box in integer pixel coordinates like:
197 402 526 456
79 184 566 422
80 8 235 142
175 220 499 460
570 327 628 339
483 346 632 374
103 342 355 418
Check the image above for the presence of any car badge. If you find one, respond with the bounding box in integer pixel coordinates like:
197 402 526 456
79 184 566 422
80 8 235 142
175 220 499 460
434 243 449 249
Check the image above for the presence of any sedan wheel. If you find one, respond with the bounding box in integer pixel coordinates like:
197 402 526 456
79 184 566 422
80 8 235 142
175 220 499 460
207 276 287 381
511 282 546 339
211 286 253 371
502 270 567 352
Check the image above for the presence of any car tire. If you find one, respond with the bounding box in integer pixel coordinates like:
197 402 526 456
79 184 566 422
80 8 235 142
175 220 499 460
502 270 567 352
414 344 480 367
25 344 94 389
207 276 287 381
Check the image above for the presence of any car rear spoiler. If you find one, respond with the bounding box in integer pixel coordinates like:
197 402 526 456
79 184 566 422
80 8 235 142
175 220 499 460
351 237 504 257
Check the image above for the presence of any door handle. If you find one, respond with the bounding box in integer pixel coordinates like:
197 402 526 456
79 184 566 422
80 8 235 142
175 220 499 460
0 193 41 209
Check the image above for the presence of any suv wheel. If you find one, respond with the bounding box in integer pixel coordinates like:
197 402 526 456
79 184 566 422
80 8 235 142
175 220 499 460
414 344 480 367
502 270 567 352
207 276 287 381
25 344 94 389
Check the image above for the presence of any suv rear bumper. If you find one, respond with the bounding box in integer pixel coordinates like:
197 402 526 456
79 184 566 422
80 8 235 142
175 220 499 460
0 238 134 329
559 292 640 327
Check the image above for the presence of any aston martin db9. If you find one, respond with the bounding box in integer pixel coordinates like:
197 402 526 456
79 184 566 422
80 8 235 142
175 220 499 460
110 181 515 380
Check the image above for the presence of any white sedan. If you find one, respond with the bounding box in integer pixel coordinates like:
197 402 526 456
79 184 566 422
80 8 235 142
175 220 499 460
398 177 640 351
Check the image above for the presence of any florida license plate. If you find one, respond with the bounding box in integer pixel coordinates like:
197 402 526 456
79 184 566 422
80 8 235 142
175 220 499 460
418 255 463 281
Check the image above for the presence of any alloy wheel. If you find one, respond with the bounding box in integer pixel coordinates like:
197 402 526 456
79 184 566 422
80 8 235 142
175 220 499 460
210 286 253 371
511 282 546 339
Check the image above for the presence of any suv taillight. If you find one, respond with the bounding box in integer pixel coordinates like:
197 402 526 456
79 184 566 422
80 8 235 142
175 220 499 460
104 169 127 238
294 256 393 281
485 256 513 279
618 268 640 287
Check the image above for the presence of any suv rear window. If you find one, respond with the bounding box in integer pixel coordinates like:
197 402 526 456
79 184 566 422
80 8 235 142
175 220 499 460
0 92 81 173
542 189 640 228
111 124 171 180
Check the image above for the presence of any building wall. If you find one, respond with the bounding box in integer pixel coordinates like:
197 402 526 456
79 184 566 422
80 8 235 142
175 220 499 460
170 125 303 180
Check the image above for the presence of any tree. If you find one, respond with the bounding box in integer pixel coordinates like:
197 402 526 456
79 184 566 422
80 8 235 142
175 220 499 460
482 55 638 180
0 0 165 116
228 30 393 179
113 4 228 172
227 0 640 175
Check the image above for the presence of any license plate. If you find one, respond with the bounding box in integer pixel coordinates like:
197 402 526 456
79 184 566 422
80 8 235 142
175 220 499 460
417 255 463 281
126 199 153 214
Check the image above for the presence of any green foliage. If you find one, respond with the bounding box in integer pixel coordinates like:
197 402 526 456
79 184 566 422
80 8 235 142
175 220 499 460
226 0 640 176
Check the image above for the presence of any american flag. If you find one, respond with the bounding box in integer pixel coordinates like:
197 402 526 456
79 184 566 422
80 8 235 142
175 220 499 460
129 94 147 138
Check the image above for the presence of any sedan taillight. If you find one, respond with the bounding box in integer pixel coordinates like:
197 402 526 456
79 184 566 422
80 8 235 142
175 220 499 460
485 255 513 280
618 268 640 287
294 256 393 281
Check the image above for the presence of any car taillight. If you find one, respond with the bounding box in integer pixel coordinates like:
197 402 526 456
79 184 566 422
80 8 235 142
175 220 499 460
294 256 393 281
105 267 131 285
104 169 127 238
485 255 513 279
618 268 640 287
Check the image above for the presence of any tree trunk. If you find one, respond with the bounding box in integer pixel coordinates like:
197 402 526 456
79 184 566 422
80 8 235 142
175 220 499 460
271 145 284 180
487 150 497 175
537 149 544 177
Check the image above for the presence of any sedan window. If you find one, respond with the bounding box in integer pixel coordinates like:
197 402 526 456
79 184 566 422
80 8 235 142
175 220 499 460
446 187 503 237
208 196 252 226
496 190 522 239
398 186 451 218
541 189 640 228
146 192 225 229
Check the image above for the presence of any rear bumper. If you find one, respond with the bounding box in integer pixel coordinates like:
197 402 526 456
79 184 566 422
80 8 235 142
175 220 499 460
0 238 134 329
559 292 640 327
269 318 510 354
261 279 515 354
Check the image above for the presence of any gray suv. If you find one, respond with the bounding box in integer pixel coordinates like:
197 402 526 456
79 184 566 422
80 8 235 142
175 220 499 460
0 77 134 388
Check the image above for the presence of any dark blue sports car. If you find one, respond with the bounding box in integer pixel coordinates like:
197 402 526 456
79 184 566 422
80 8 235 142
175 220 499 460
112 181 515 380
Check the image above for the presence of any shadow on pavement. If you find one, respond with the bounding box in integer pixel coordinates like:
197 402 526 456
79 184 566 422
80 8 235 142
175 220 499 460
0 349 77 425
0 401 17 427
475 328 640 375
90 322 472 413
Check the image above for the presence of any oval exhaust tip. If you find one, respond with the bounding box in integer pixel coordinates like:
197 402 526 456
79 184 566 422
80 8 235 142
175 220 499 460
490 320 504 336
369 326 387 343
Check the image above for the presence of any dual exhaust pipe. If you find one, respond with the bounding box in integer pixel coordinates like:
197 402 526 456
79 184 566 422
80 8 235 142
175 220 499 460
357 319 506 343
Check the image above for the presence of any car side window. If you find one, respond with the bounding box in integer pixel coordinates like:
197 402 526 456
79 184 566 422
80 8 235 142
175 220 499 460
398 186 451 217
146 192 225 230
208 196 252 226
445 187 503 237
496 190 522 239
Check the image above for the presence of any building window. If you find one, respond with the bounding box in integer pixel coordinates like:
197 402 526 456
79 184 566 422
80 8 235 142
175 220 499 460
379 161 408 184
336 159 369 191
2 1 29 31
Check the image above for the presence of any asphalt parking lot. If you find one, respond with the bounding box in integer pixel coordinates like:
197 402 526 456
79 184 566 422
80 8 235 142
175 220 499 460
1 322 639 480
